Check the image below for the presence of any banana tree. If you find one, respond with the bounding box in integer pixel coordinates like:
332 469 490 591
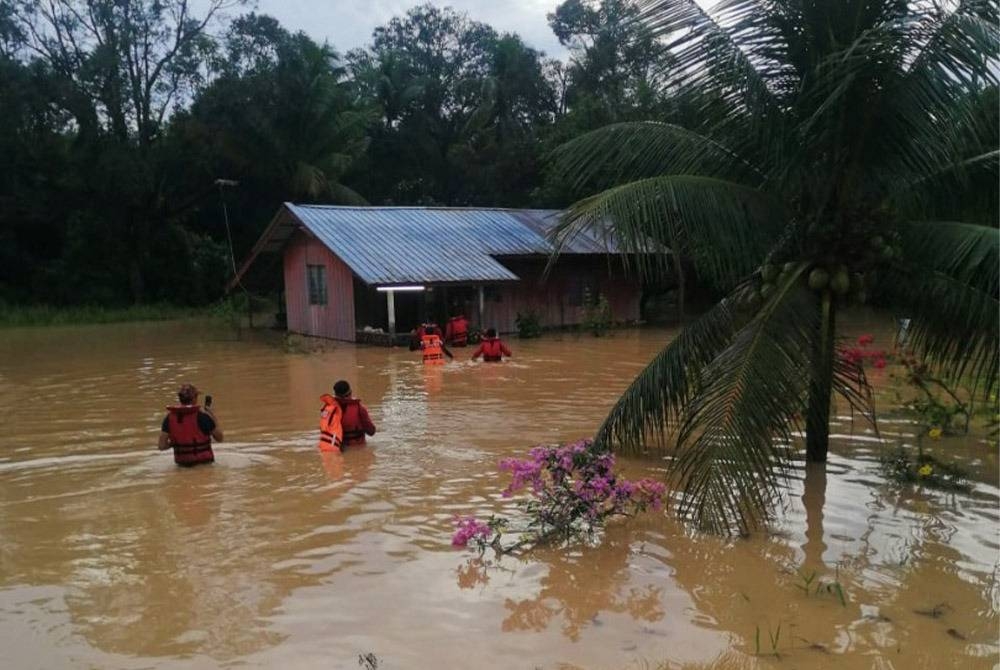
550 0 999 533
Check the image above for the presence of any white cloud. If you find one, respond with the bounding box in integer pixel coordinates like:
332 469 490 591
251 0 567 57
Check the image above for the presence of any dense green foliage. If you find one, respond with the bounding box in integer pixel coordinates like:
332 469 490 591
550 0 998 532
0 0 677 307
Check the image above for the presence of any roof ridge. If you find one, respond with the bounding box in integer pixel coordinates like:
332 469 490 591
290 203 560 214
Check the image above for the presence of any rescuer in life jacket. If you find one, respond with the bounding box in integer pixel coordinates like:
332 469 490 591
317 391 343 452
158 383 224 466
472 327 513 362
409 322 429 351
419 324 454 364
445 313 470 347
330 380 376 447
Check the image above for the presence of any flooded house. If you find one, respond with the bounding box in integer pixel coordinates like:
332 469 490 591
231 203 644 343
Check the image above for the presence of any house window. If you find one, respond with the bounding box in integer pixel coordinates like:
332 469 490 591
307 264 327 305
567 275 597 307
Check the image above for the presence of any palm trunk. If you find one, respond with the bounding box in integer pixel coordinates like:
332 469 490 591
674 255 685 323
806 291 836 462
801 461 827 568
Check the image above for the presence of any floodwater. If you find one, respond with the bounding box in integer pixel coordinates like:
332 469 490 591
0 317 996 670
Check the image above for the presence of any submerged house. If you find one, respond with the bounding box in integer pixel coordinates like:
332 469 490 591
231 203 644 343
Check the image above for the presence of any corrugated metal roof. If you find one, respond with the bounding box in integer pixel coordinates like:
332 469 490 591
284 204 616 286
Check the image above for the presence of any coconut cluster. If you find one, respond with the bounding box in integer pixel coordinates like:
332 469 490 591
754 230 902 306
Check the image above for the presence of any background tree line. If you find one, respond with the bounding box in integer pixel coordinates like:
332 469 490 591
0 0 675 307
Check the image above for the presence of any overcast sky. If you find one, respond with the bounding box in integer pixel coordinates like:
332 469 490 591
247 0 568 58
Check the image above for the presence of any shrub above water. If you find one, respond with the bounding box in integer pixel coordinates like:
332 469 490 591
452 439 665 554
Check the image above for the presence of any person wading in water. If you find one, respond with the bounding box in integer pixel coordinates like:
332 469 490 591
158 384 224 466
445 313 470 347
472 328 512 362
418 324 454 364
325 380 376 448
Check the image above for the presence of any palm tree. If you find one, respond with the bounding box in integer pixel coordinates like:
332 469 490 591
550 0 999 533
206 36 370 204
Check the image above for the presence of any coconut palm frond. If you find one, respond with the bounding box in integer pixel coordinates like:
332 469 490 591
594 291 748 454
637 0 783 109
889 148 999 202
885 85 999 221
904 0 999 87
552 175 784 289
673 269 818 534
882 225 999 392
548 121 765 192
709 0 799 91
291 162 327 199
328 182 369 206
832 352 879 430
635 0 790 168
901 221 999 296
877 4 999 189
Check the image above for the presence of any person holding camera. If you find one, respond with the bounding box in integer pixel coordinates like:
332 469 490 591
158 383 224 466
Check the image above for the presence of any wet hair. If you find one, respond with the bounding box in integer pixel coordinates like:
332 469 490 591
177 383 198 404
485 328 497 338
333 380 351 397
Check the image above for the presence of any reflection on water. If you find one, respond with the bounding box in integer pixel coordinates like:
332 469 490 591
0 316 996 669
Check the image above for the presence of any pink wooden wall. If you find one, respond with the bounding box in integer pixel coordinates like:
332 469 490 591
283 232 356 341
482 258 640 334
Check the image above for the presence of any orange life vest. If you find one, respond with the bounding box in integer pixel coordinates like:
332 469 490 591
318 394 344 452
421 334 445 364
447 316 469 346
338 398 367 446
480 337 505 362
166 405 214 466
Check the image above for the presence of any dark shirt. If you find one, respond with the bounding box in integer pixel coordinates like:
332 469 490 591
162 413 216 436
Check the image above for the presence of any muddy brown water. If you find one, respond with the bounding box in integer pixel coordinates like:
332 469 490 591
0 317 996 669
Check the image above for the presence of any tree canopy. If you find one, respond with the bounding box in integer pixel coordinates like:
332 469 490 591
549 0 999 533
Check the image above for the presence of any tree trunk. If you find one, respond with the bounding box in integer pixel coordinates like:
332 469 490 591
801 461 828 568
674 255 685 323
806 291 836 462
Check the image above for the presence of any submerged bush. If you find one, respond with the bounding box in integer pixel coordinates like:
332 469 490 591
515 310 542 339
452 439 665 554
880 446 970 492
581 291 612 337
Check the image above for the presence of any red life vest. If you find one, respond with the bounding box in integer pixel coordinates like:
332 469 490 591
338 397 367 446
422 334 445 364
318 394 344 452
481 337 504 362
447 316 469 346
166 405 214 466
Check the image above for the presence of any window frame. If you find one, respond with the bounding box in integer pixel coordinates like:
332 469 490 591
306 264 328 306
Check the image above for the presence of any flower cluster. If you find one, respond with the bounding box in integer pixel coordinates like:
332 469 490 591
452 439 666 552
840 334 887 369
451 516 492 547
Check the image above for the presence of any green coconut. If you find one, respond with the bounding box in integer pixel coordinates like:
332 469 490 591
760 283 775 300
830 269 851 295
760 264 778 282
808 268 830 291
782 261 798 274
